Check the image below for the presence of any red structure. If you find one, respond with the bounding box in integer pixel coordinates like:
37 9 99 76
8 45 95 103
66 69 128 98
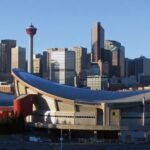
26 24 37 35
0 106 13 119
13 94 36 117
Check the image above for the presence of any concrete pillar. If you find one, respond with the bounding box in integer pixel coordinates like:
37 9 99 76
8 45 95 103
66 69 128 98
102 103 110 126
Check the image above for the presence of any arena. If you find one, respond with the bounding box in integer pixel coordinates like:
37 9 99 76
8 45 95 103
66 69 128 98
12 69 150 142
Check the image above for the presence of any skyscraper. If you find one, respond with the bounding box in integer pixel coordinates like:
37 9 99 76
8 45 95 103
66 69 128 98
33 57 42 76
105 40 125 78
0 40 16 73
91 22 104 63
71 46 87 87
26 24 37 73
33 54 43 76
42 51 49 79
46 48 75 86
11 47 26 71
126 57 150 77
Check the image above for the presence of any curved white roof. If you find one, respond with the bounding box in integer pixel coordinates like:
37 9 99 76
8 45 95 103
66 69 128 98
12 69 150 103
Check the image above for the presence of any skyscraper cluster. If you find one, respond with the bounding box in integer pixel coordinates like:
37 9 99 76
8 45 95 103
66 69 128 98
31 22 125 90
0 22 150 90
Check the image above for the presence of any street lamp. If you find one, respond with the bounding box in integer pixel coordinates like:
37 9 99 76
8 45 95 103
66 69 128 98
60 128 63 150
142 97 145 127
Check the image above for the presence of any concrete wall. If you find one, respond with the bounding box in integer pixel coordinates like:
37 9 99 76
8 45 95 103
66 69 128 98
18 82 26 95
57 101 75 111
110 109 120 126
74 111 96 125
41 95 56 111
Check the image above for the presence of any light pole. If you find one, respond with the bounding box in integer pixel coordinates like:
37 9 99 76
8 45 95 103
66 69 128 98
94 130 97 140
69 129 71 142
142 97 145 127
60 128 63 150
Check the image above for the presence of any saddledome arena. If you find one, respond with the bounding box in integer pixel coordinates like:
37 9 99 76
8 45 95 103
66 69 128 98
12 69 150 140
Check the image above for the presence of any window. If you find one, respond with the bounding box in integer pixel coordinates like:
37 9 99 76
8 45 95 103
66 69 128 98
112 112 115 116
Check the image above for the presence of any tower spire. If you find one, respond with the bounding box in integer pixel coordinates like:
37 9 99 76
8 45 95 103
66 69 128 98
26 24 37 73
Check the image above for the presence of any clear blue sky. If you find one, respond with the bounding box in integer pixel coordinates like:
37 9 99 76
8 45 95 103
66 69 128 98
0 0 150 59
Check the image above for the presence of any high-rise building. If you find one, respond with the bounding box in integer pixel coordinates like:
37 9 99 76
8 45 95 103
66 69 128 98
133 57 150 77
46 48 75 86
71 46 87 87
86 53 92 68
42 51 49 79
86 63 101 90
125 58 134 77
34 53 43 76
87 75 101 90
0 40 16 74
33 57 42 76
125 56 150 85
105 40 125 78
91 22 104 63
86 62 108 90
11 47 26 71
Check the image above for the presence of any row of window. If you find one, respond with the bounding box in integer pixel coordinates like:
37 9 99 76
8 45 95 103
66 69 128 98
122 116 150 119
38 114 95 118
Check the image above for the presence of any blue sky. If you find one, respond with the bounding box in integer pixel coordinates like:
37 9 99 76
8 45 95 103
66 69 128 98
0 0 150 58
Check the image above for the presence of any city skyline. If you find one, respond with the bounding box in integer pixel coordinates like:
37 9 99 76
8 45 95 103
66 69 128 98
0 0 150 58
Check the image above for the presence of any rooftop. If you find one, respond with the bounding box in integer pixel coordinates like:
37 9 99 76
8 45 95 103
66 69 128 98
12 69 150 103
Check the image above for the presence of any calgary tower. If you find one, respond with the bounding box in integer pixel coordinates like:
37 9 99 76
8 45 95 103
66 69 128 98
26 24 37 73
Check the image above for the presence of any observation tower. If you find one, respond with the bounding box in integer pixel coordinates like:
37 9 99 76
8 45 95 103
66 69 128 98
26 24 37 73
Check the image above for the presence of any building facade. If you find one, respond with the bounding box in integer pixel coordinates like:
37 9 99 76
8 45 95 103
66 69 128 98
87 75 101 90
91 22 104 63
86 63 102 90
33 58 42 76
125 56 150 86
11 47 26 71
42 51 49 79
71 46 87 87
105 40 125 78
46 48 75 86
0 40 16 74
